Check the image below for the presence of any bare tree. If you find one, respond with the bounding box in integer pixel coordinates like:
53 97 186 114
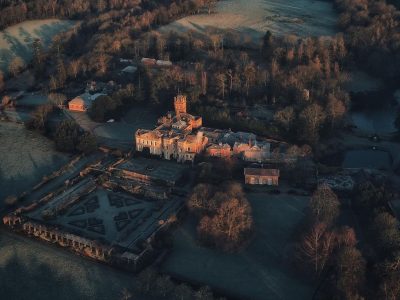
48 93 67 106
215 72 226 99
96 53 109 75
336 226 357 248
327 94 346 129
210 34 221 55
69 59 81 79
243 63 256 96
204 0 216 14
299 222 335 275
188 184 215 215
8 56 25 77
198 197 253 252
274 106 295 132
335 246 366 299
309 184 340 225
299 103 326 144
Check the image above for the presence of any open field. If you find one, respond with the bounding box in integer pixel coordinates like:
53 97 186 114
0 19 76 74
0 122 70 202
0 228 136 300
161 192 313 300
160 0 338 43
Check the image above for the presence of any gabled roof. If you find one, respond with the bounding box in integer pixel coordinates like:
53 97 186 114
244 168 280 177
69 93 106 106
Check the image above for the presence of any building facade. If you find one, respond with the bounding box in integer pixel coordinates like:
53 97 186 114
206 143 232 158
244 168 280 186
135 95 208 163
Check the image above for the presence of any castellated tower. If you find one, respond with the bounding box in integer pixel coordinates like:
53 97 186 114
174 95 187 116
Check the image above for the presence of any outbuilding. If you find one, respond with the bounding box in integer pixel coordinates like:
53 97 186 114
68 93 106 112
244 168 280 186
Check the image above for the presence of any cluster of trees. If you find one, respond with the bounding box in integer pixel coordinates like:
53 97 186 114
297 184 366 299
3 0 209 80
25 106 97 154
124 30 350 144
88 84 137 121
351 181 400 299
54 120 97 154
297 180 400 299
0 0 142 29
6 0 349 148
25 103 55 132
188 182 253 252
133 268 225 300
334 0 400 79
89 95 121 122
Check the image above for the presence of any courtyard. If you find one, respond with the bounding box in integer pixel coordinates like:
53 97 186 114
26 180 183 251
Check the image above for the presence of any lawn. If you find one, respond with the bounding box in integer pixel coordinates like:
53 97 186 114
159 0 338 44
0 122 70 203
0 19 76 74
161 192 314 300
0 229 136 300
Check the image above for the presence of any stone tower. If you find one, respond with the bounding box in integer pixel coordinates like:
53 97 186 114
174 95 187 117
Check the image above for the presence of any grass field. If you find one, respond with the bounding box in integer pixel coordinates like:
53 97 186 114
160 0 338 44
0 122 70 202
0 19 76 74
161 192 313 300
0 229 136 300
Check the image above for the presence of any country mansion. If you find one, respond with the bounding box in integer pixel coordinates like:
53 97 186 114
135 95 272 164
135 95 208 163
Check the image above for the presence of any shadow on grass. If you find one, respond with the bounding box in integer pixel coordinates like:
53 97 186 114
0 252 84 300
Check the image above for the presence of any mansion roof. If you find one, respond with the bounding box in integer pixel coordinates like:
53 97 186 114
244 168 280 177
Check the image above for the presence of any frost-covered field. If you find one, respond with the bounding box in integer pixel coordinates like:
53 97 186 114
0 229 135 300
162 192 313 300
160 0 338 42
0 122 69 202
0 19 75 74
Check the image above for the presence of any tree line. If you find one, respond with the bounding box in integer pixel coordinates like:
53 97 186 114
133 267 226 300
334 0 400 80
295 179 400 299
121 30 350 146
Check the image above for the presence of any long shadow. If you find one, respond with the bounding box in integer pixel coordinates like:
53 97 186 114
0 20 75 74
33 21 75 48
0 253 83 300
0 48 14 72
2 30 30 63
